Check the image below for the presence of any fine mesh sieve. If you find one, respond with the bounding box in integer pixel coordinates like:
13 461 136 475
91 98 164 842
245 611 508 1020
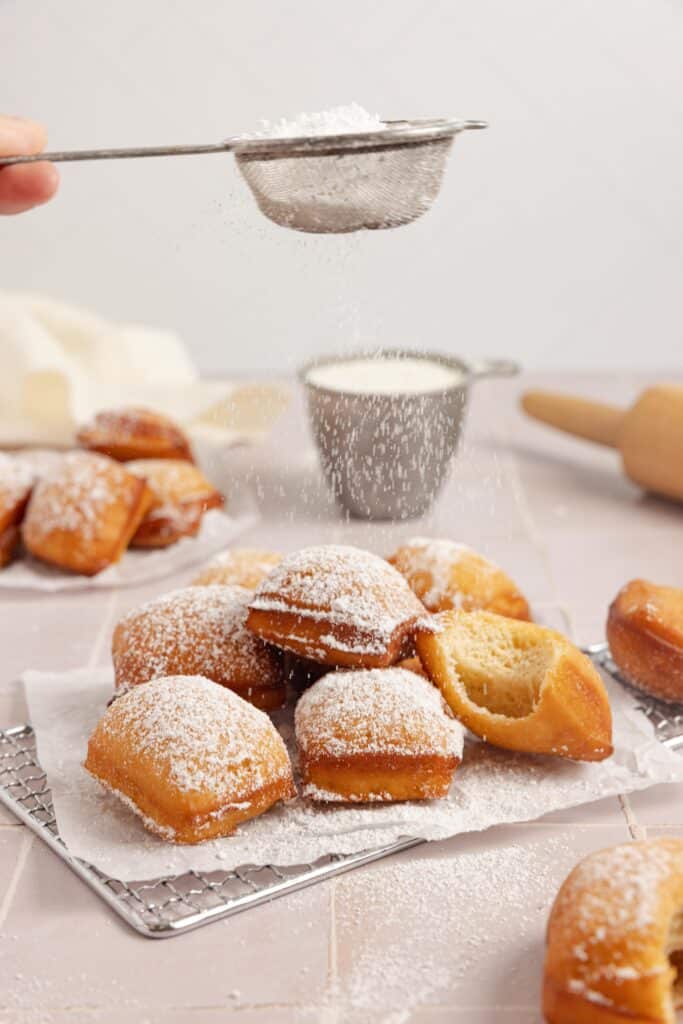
1 118 486 233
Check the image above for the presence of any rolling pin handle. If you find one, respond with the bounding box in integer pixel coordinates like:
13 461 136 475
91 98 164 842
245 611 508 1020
521 390 624 449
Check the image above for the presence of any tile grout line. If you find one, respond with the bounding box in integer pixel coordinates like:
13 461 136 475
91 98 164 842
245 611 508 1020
618 794 647 840
0 829 33 929
86 589 119 670
315 876 340 1024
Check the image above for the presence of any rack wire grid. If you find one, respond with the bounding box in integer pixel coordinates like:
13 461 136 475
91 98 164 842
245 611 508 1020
1 645 681 938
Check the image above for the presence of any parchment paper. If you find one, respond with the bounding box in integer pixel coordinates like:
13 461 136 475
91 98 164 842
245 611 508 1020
23 666 683 881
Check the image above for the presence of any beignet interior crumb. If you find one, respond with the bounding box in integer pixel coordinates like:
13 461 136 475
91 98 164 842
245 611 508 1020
445 616 555 718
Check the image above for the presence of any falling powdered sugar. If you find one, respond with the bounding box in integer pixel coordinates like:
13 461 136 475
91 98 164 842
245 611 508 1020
395 536 473 609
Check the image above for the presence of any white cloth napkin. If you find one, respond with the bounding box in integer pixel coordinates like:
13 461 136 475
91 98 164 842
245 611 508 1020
0 291 289 448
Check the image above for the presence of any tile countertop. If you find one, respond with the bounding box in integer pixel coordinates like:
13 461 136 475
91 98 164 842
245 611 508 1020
0 370 682 1024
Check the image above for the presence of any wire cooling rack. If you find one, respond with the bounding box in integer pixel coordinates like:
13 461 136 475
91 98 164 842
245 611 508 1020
584 642 683 751
0 725 421 938
1 646 681 938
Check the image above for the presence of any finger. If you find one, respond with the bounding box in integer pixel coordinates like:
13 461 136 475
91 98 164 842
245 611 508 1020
0 115 48 157
0 162 59 214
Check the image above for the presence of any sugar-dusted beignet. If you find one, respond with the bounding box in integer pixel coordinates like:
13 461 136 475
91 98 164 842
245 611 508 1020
12 448 65 484
21 452 153 576
192 548 282 588
112 584 286 709
85 675 295 844
247 544 427 668
0 454 34 567
607 579 683 704
295 667 464 802
416 610 612 762
389 537 531 620
543 838 683 1024
127 458 223 548
76 406 194 463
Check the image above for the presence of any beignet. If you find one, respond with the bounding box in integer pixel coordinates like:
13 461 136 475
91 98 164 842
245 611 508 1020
247 544 427 668
543 838 683 1024
389 537 531 620
76 406 194 463
21 451 153 576
112 584 286 709
607 579 683 704
85 674 295 844
0 454 34 567
192 547 282 588
127 458 223 548
416 610 613 761
295 667 464 802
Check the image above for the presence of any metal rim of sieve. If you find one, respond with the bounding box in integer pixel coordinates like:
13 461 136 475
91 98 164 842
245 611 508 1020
232 118 487 162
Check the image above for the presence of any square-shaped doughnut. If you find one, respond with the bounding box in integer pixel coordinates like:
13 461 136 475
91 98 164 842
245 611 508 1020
193 548 282 588
21 451 153 575
85 675 295 844
76 406 194 463
112 584 286 709
389 537 531 620
295 667 464 802
247 544 427 668
0 453 34 567
126 458 223 548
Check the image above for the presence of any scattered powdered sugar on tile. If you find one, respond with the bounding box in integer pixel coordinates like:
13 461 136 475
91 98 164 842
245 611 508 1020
113 584 280 691
90 674 291 800
248 102 383 139
295 667 464 759
22 451 132 542
250 544 427 654
0 452 35 506
332 835 570 1017
21 667 683 881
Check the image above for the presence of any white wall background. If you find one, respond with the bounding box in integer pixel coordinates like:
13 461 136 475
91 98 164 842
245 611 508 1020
2 0 682 375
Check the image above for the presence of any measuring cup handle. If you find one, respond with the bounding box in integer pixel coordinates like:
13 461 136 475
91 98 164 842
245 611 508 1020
466 358 520 379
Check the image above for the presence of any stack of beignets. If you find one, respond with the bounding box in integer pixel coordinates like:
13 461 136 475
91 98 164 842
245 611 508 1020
85 675 295 843
127 459 223 548
247 544 427 668
112 584 286 709
22 451 153 576
76 406 194 463
389 537 531 620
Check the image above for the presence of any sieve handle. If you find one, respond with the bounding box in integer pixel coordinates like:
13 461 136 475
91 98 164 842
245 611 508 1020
0 141 236 166
467 358 520 379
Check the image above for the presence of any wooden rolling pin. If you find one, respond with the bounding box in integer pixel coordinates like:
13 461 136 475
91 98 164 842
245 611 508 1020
521 385 683 502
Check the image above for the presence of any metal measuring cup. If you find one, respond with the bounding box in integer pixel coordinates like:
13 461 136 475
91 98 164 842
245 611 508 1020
301 349 519 520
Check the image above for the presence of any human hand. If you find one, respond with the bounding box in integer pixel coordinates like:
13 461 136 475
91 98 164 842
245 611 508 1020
0 115 59 214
